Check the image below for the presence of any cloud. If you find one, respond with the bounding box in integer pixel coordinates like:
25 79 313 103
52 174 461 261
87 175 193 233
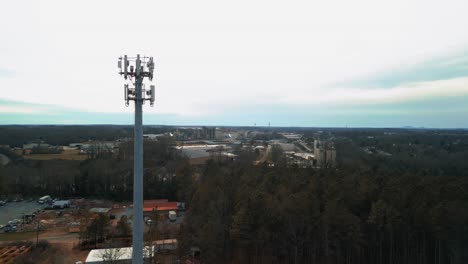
0 99 73 114
0 68 14 78
1 94 468 128
255 50 468 111
1 0 468 127
334 50 468 88
0 98 186 125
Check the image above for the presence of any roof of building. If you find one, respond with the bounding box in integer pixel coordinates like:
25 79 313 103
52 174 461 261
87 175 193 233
275 143 297 152
294 153 315 160
153 239 178 251
156 205 178 211
143 202 179 212
181 149 210 159
89 208 111 214
280 133 303 139
154 239 177 245
85 246 154 263
144 199 168 206
221 152 238 157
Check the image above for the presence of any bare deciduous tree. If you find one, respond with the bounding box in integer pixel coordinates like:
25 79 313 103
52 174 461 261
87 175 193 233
99 243 125 264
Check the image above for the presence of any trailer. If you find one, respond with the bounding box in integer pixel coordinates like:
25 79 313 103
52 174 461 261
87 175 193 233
154 239 178 252
52 200 70 209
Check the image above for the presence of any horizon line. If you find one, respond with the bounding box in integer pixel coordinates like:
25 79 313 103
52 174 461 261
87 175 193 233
0 124 467 130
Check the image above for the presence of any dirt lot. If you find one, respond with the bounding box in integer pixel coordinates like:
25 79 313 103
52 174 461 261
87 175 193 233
1 199 114 242
0 198 112 263
0 241 89 264
0 199 183 263
49 239 89 263
0 245 31 264
0 232 37 242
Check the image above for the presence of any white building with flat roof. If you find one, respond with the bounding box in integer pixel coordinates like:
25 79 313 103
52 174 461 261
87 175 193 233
85 246 154 264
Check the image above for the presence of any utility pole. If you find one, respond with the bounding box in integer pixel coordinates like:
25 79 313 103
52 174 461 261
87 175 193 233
36 221 40 247
118 54 155 264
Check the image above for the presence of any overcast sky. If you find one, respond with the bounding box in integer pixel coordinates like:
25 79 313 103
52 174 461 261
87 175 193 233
1 0 468 127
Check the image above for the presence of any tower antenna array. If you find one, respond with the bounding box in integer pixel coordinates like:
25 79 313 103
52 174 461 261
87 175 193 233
118 54 155 264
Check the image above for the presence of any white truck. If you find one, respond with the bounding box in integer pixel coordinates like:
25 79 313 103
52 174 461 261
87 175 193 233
168 211 177 222
38 195 51 204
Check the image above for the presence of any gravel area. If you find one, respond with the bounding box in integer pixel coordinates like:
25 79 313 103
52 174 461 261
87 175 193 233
0 201 45 227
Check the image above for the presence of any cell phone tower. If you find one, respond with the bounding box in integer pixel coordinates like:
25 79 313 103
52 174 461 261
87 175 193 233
118 54 155 264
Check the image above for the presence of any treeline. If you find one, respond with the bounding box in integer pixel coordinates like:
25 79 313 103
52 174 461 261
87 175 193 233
0 139 188 201
180 159 468 264
337 133 468 177
1 126 468 263
0 125 174 147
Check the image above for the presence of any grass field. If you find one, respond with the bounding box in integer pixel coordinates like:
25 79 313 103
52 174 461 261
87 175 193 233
0 232 37 242
23 149 87 161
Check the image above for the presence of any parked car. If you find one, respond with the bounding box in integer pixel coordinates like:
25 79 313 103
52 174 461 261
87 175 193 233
169 211 177 222
4 224 16 232
145 217 155 225
8 219 21 225
52 200 71 209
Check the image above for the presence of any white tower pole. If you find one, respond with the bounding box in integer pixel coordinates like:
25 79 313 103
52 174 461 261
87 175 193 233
118 54 156 264
133 54 144 264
